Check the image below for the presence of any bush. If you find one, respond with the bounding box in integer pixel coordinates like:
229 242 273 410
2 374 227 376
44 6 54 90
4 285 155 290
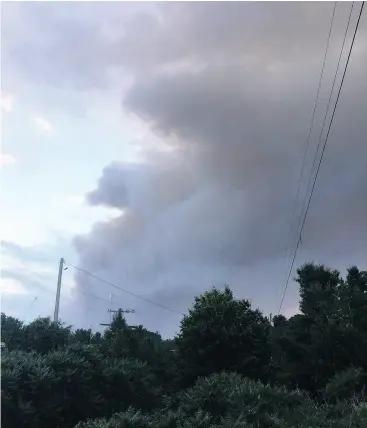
75 373 367 428
75 408 219 428
1 345 160 428
322 367 366 402
2 262 367 428
172 372 311 426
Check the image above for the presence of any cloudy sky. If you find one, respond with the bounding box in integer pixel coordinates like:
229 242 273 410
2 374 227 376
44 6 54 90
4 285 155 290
1 2 366 337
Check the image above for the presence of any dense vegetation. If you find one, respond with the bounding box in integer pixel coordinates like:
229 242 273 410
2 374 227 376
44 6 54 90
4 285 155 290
1 263 367 427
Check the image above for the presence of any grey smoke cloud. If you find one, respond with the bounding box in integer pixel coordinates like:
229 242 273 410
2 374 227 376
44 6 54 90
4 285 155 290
2 2 366 336
72 3 367 336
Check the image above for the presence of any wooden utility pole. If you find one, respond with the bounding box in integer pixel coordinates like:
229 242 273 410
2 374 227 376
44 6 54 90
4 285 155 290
53 258 64 323
100 308 135 327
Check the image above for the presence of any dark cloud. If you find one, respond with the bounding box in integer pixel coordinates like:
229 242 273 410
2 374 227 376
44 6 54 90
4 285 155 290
87 163 130 208
1 2 154 90
4 2 366 90
3 2 365 336
71 3 367 336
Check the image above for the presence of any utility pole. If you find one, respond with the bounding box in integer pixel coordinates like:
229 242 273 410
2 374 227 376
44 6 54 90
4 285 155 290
108 309 135 314
109 293 113 324
53 258 64 323
100 308 135 327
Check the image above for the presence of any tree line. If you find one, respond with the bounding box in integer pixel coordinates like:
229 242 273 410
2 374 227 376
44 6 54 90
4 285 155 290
1 262 367 427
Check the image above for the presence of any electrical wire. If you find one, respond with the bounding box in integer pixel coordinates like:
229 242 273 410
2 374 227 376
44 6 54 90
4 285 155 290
278 1 365 314
67 262 186 316
281 2 337 282
5 259 185 316
72 287 117 305
63 260 122 306
3 262 97 314
293 1 355 247
6 260 123 308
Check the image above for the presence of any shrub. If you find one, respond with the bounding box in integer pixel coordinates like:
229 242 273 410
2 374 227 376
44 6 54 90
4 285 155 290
323 367 366 403
1 345 160 428
173 372 310 426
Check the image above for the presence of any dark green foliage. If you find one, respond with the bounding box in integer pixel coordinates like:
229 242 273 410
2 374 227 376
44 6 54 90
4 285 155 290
22 317 72 353
76 373 367 428
175 286 271 387
323 367 366 403
271 263 367 393
297 263 341 319
1 313 24 350
339 267 367 331
75 407 217 428
71 328 94 344
2 262 367 428
1 313 72 353
172 372 311 426
1 344 160 428
102 310 180 393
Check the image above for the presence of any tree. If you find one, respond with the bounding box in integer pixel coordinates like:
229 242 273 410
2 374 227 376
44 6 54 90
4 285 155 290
339 267 367 330
102 310 136 358
175 286 271 387
71 328 94 344
22 317 71 354
102 311 179 392
272 314 288 328
296 263 341 321
1 312 24 350
273 263 367 393
91 331 103 345
3 260 367 428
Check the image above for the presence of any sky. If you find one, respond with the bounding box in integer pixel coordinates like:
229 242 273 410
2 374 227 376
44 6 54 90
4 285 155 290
1 2 366 338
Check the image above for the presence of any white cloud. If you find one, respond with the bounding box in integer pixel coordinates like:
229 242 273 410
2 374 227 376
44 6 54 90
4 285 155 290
52 195 85 207
0 153 16 167
33 115 54 135
0 92 14 112
0 278 29 296
67 196 86 206
0 216 49 247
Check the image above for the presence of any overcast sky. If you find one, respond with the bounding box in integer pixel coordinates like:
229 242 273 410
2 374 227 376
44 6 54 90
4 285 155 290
1 2 366 337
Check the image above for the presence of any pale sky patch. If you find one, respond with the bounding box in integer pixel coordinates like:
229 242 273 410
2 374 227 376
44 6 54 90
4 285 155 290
32 115 54 135
0 153 16 167
282 305 300 319
52 195 86 208
0 92 14 112
1 248 54 277
68 196 85 205
0 214 51 247
0 277 29 296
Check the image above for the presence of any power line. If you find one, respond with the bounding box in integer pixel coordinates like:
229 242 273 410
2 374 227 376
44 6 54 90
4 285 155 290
293 1 355 255
5 261 112 307
100 308 135 327
3 262 97 314
58 296 97 314
278 1 365 314
62 260 123 305
4 261 53 281
5 259 185 316
67 263 185 316
72 287 117 306
281 2 337 282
